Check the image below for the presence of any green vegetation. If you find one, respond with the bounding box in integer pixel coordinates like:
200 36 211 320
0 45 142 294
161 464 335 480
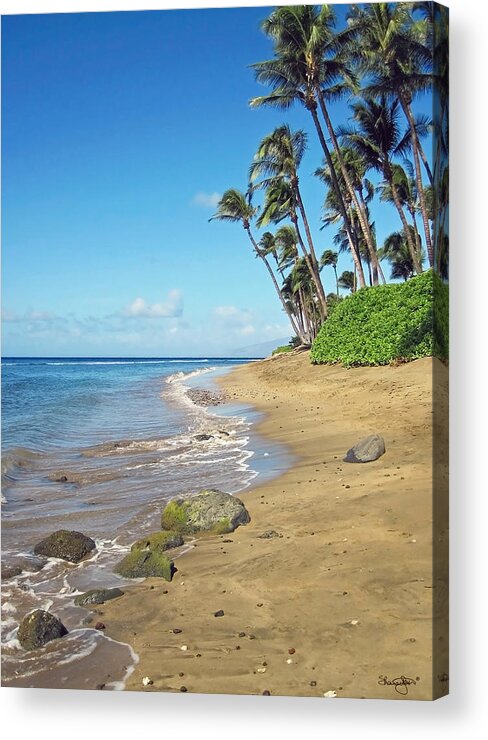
131 530 184 553
160 500 188 533
272 345 293 355
311 270 448 367
114 550 173 580
212 517 232 535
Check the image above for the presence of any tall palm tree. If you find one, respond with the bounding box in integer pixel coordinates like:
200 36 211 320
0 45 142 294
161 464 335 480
249 5 364 276
379 161 423 268
347 2 434 265
379 228 425 281
210 188 303 340
341 97 423 274
249 125 327 314
320 249 339 296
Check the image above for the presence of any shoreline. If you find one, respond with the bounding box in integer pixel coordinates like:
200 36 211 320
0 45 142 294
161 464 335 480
98 352 447 699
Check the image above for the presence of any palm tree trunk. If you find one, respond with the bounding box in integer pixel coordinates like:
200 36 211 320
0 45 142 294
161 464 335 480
385 164 423 274
333 265 339 297
356 188 386 285
290 211 327 320
245 226 304 341
399 95 434 267
308 104 366 289
410 208 423 269
293 182 328 313
316 88 382 285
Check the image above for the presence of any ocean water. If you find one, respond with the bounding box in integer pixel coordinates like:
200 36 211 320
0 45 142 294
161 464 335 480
1 357 291 689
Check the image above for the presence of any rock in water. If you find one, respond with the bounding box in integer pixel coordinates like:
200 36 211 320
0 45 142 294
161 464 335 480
131 531 184 553
114 550 173 580
33 530 96 562
344 434 386 463
74 588 124 606
161 489 250 535
17 610 68 650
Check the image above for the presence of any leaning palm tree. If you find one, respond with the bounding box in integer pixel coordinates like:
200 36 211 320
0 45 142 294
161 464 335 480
347 2 434 265
379 161 424 268
210 188 303 340
249 125 327 316
320 249 339 297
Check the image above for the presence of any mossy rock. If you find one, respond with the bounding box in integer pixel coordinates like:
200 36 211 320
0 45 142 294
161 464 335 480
74 588 124 606
17 609 68 650
161 490 250 535
33 530 96 563
131 530 184 554
114 550 173 580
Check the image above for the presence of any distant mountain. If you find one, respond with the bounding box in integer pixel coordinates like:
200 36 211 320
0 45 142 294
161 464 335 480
232 337 290 358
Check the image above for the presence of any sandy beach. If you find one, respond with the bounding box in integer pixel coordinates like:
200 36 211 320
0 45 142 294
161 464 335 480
101 351 448 700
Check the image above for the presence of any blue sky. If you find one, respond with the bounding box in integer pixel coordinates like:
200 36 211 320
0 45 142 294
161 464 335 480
2 5 431 357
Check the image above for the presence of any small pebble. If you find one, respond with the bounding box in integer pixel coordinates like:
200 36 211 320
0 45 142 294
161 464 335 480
95 622 106 630
288 647 296 655
142 677 153 686
310 681 317 687
256 603 263 607
262 690 271 696
286 658 293 664
172 628 182 634
214 609 224 617
180 686 188 693
181 645 188 651
323 690 337 698
179 672 184 677
96 683 105 690
238 631 246 638
257 667 266 673
350 619 359 626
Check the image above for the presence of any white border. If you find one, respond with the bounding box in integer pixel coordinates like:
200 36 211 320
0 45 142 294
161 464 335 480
1 1 487 738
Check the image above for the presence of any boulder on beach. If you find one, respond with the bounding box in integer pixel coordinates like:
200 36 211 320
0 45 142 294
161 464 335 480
74 588 124 606
161 489 250 535
114 550 174 580
17 609 68 650
33 530 96 563
344 434 386 463
2 564 23 580
131 530 184 553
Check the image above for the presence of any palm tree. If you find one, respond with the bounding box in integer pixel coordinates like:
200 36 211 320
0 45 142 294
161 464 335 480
320 249 339 297
210 188 303 340
379 228 425 281
379 161 424 268
341 97 423 274
338 270 356 294
347 2 434 265
249 125 327 315
250 5 364 277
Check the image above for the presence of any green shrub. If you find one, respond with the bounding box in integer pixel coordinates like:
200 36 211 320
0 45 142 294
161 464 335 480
131 530 184 553
271 345 293 355
161 500 188 533
311 270 448 367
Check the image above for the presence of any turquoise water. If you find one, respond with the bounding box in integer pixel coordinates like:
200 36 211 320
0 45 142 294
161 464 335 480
1 356 291 688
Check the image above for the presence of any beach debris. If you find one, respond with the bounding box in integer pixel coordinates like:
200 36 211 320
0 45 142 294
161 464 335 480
257 530 282 539
248 634 256 640
214 609 225 617
310 681 317 687
262 690 271 696
142 676 153 686
161 489 250 535
344 434 386 463
114 550 174 580
257 603 263 608
172 628 183 634
17 609 68 650
180 645 188 651
74 588 124 606
257 667 266 674
180 686 188 692
286 658 293 665
95 622 106 630
323 690 337 698
33 530 96 563
288 648 296 655
350 619 359 626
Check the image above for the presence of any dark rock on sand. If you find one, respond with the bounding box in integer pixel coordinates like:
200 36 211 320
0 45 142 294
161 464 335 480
74 588 124 606
258 530 282 539
131 530 184 553
161 489 250 535
344 434 386 463
114 550 173 580
193 433 214 442
214 609 225 617
17 609 68 650
34 530 96 563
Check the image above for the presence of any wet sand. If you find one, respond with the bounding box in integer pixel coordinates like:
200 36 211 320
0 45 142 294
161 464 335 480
102 352 448 700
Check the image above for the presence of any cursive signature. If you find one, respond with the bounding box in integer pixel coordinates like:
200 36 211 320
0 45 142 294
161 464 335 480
378 674 418 696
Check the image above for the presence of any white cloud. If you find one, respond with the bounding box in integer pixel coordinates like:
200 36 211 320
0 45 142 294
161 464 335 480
123 290 183 319
2 309 58 323
192 191 221 209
